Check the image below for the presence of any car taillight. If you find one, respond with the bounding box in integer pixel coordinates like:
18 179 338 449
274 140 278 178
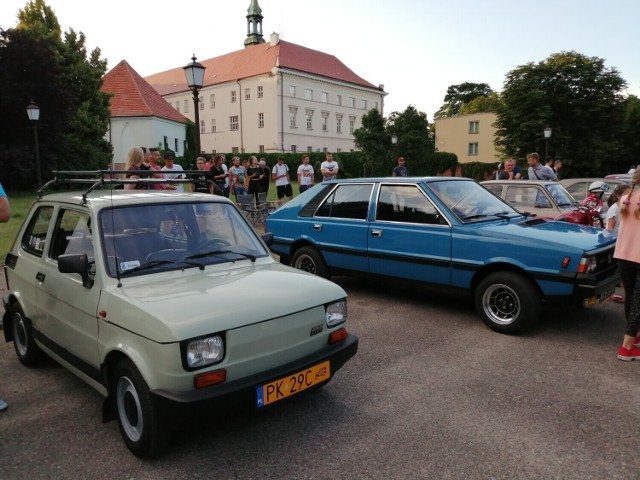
329 328 348 345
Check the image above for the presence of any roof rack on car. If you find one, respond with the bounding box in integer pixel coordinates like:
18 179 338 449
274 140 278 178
38 170 215 204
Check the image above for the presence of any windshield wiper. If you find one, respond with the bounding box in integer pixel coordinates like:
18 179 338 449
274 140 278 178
119 259 204 276
186 250 257 262
461 214 489 221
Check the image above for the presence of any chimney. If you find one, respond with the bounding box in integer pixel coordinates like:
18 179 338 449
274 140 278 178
270 32 280 46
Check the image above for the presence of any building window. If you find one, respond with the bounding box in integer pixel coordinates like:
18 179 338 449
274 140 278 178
230 115 239 131
468 142 479 155
257 86 263 98
245 88 251 100
337 94 342 106
200 119 205 133
361 99 367 109
184 100 189 113
336 114 343 134
321 92 328 103
211 118 216 133
176 101 180 113
349 116 356 134
199 98 204 110
231 91 237 103
259 145 265 153
289 85 296 97
307 146 313 153
210 94 216 109
336 148 342 153
289 106 298 128
258 112 264 128
322 113 329 132
374 101 379 110
232 147 239 154
175 138 179 153
349 97 355 108
305 89 313 100
163 136 168 149
306 109 314 129
291 145 297 154
469 121 480 134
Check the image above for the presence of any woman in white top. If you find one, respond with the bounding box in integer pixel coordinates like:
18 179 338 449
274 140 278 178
606 184 631 234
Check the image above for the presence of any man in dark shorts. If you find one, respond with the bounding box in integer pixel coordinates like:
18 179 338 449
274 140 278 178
271 157 293 201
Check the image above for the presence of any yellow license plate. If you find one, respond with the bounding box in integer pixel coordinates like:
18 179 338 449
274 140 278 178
257 361 330 407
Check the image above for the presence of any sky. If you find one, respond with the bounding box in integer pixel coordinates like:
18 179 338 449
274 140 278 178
2 0 639 119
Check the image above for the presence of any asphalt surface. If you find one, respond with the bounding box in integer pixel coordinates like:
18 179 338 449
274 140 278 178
1 273 639 479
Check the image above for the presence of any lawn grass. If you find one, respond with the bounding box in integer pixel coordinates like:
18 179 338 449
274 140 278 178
0 181 302 263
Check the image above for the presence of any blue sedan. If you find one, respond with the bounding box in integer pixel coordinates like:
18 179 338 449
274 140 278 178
266 177 620 333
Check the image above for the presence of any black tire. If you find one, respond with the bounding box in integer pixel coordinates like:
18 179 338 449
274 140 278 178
10 305 45 366
291 246 330 278
474 272 540 334
113 359 168 459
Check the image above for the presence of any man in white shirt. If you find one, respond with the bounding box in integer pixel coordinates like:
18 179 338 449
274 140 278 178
321 152 339 181
161 150 185 191
272 157 293 201
297 155 315 193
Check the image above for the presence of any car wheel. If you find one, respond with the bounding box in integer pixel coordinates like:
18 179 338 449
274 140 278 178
113 359 167 459
10 305 45 367
292 246 329 278
475 272 540 334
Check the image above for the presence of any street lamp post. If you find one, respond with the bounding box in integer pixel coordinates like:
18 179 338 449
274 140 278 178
183 54 206 156
26 100 42 188
543 127 552 161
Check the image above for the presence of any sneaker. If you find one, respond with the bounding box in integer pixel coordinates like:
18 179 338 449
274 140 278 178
617 345 640 361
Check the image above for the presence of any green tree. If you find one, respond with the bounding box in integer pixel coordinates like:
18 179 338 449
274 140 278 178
386 106 434 175
0 0 112 190
617 95 640 173
353 108 389 176
435 82 494 118
460 92 501 114
495 51 627 176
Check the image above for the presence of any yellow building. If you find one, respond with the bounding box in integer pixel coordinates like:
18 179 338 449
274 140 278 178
435 112 499 165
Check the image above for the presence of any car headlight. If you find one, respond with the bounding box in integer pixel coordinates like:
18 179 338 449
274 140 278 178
186 335 224 368
326 300 347 327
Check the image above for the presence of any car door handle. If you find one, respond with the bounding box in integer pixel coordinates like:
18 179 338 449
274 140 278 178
36 272 46 282
371 230 383 238
313 224 322 231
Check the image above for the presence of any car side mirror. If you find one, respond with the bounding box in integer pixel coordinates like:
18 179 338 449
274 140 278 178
58 253 94 288
261 232 273 247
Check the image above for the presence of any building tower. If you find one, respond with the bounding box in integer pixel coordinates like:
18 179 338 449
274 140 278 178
244 0 265 47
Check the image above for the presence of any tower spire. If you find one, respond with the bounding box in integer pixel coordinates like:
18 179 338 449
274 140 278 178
244 0 265 47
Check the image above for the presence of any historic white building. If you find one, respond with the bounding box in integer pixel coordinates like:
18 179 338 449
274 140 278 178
144 0 386 155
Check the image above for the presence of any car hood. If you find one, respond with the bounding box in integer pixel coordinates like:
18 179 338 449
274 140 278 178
99 262 346 343
472 217 616 251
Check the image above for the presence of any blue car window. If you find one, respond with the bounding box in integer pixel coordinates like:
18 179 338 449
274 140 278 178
377 185 444 225
315 183 373 220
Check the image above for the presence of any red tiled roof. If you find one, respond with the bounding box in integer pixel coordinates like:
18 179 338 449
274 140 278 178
145 40 380 96
101 60 188 123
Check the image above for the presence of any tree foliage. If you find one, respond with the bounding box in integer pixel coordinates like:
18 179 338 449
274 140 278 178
386 106 435 174
0 0 112 190
495 51 627 176
353 108 389 177
435 82 495 118
460 92 501 115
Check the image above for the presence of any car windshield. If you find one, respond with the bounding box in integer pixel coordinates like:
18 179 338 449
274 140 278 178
99 201 269 277
427 180 519 222
547 184 576 206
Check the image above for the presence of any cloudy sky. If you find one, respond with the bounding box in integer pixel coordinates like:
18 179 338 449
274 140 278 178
2 0 639 119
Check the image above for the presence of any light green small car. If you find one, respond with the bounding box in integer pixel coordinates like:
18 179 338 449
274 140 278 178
3 189 358 458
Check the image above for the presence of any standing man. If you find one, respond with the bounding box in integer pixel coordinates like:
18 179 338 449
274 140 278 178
192 157 211 194
161 150 185 191
527 152 557 181
147 147 166 190
392 157 409 177
0 181 10 412
503 158 521 180
321 152 339 181
272 157 293 201
297 155 315 193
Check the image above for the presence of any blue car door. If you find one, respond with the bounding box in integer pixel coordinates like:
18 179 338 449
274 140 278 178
368 184 452 285
310 183 374 274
